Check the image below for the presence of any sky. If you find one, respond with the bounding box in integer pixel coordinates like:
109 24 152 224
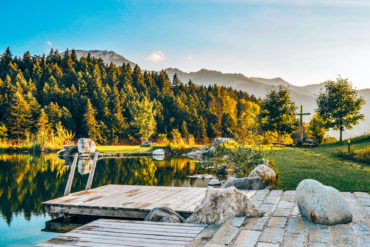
1 0 370 89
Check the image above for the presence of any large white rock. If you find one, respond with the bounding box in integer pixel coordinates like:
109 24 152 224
152 149 165 156
186 187 263 224
248 164 276 181
296 179 352 225
77 138 96 154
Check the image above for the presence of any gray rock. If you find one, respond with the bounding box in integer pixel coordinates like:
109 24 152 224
296 179 352 225
58 145 78 157
186 187 264 224
248 164 276 181
152 149 165 156
77 138 96 154
223 177 267 190
208 178 221 186
212 137 231 146
144 207 185 223
187 150 204 159
141 141 151 147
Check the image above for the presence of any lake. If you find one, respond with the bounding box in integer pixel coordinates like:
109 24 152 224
0 153 212 246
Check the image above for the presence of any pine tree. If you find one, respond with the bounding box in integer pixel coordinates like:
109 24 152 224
37 108 51 135
83 99 101 142
8 92 32 139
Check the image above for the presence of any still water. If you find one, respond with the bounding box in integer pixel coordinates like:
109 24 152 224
0 154 211 246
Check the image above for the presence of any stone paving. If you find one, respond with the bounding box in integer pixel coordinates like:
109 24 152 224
201 189 370 247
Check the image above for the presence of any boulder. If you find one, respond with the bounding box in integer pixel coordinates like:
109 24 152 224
187 150 204 159
152 149 165 156
208 178 221 186
212 137 231 146
57 145 78 157
77 138 96 154
296 179 352 225
186 187 264 224
141 141 151 147
223 177 267 190
145 207 185 223
248 164 276 181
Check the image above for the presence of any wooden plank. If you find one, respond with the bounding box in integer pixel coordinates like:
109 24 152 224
86 222 204 235
38 219 205 247
98 218 206 227
64 153 78 196
44 185 208 219
85 152 99 190
72 229 196 241
59 232 192 245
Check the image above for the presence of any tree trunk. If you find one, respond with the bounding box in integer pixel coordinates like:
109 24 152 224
339 127 343 142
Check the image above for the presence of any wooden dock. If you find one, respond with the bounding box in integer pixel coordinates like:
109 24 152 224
37 219 207 247
43 185 208 219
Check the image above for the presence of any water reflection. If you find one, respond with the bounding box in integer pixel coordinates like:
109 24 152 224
0 154 208 226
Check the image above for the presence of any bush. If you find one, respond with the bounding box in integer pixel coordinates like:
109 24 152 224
206 140 267 177
337 147 370 165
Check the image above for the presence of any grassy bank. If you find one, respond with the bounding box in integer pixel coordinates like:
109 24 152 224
96 145 155 154
262 136 370 192
96 143 203 154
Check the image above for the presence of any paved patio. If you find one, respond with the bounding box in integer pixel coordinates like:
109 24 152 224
198 189 370 247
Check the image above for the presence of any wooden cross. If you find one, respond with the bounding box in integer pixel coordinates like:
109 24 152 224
294 105 310 141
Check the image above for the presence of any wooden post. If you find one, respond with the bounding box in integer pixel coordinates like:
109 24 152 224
85 152 99 190
348 139 351 153
64 153 78 196
294 105 311 142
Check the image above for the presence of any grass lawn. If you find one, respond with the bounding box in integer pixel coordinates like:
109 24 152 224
96 145 155 154
262 137 370 192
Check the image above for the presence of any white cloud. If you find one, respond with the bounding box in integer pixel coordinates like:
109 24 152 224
146 50 166 63
46 41 53 47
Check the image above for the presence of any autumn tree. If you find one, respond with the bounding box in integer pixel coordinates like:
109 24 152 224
129 96 157 141
308 113 327 144
8 92 32 139
316 77 365 141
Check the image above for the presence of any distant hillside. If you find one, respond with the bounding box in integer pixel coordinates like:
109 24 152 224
77 50 370 138
165 69 370 139
74 50 136 67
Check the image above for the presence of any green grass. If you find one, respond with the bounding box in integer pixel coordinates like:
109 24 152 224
96 145 155 154
262 135 370 192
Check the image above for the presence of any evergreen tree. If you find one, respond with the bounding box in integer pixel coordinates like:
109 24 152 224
8 92 32 139
83 99 101 142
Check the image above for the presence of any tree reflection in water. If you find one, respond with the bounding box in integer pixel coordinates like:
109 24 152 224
0 154 207 226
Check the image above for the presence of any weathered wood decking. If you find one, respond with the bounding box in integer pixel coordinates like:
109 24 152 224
43 185 208 219
37 219 207 247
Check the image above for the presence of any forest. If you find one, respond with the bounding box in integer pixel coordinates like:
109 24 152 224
0 47 264 144
0 47 364 145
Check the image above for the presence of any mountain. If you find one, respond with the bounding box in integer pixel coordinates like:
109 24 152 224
74 50 136 67
77 50 370 138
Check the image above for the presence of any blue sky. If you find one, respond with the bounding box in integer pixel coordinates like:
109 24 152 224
1 0 370 89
